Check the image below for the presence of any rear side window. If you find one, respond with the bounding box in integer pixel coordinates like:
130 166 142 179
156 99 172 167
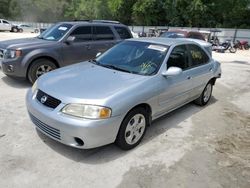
167 45 189 70
70 26 92 42
94 26 114 41
114 26 132 39
188 32 204 40
3 20 9 24
188 44 209 67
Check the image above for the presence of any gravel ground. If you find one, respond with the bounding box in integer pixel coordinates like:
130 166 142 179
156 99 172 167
0 33 249 188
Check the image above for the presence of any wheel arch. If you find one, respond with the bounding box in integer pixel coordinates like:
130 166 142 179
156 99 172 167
26 56 60 79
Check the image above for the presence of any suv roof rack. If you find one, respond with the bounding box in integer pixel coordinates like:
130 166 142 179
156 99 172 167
73 19 121 24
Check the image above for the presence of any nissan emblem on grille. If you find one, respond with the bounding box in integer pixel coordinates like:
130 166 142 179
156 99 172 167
40 95 48 104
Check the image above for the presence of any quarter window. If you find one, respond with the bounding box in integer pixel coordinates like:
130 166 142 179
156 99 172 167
94 26 115 40
114 26 132 39
70 26 92 42
188 44 209 67
167 45 189 70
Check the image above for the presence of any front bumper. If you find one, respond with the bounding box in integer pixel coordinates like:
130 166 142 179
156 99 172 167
26 89 123 149
0 58 26 78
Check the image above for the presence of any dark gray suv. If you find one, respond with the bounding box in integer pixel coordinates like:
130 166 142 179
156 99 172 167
0 20 132 83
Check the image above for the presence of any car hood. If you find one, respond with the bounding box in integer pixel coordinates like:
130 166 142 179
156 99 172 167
0 37 55 49
37 62 147 104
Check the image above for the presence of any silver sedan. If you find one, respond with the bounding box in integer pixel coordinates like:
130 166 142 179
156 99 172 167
26 38 221 150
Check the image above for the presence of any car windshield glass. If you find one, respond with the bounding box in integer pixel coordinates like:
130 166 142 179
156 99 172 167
161 32 185 38
95 41 168 76
38 23 72 41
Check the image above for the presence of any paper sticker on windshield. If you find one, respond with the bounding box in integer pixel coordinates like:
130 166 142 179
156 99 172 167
58 27 68 31
148 45 167 52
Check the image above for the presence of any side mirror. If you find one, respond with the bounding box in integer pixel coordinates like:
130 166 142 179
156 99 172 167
162 66 182 77
96 52 102 57
65 36 75 44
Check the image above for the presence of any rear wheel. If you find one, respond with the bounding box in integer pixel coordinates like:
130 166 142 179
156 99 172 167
116 108 148 150
194 82 213 106
28 58 57 83
244 44 249 50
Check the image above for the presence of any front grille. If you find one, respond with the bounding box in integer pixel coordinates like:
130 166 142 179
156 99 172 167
36 89 61 109
0 49 4 59
29 113 61 140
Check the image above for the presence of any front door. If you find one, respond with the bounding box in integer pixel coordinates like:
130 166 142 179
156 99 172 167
157 45 193 115
62 26 96 66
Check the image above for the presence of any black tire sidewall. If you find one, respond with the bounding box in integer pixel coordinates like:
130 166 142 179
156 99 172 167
201 82 213 105
116 108 149 150
28 59 57 83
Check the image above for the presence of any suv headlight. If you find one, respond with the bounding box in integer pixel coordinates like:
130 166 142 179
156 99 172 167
61 104 112 119
4 49 22 59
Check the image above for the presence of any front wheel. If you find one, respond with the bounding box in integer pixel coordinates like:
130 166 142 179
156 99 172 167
194 82 213 106
28 59 57 83
116 108 148 150
229 47 236 53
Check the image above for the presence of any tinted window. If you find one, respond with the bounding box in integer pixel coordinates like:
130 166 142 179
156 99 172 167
167 45 189 70
94 26 114 40
114 26 131 39
188 44 209 67
70 26 92 42
188 33 204 40
161 32 185 38
3 20 9 24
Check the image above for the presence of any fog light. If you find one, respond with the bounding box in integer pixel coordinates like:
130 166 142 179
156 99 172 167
74 137 84 146
7 65 14 72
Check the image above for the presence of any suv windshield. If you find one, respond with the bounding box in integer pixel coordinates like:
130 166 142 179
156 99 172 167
95 41 168 76
38 23 73 41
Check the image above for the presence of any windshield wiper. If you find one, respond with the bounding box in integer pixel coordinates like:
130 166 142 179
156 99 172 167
102 64 132 73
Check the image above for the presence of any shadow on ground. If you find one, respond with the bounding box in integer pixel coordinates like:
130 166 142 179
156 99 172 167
1 75 31 88
37 97 217 164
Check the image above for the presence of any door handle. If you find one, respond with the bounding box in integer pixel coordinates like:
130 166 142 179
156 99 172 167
187 76 192 80
209 67 213 72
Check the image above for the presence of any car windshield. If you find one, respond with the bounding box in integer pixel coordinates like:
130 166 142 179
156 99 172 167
38 23 72 41
160 32 185 38
95 41 168 76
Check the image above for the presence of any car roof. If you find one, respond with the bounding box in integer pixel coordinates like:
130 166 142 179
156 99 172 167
57 20 127 27
127 37 199 46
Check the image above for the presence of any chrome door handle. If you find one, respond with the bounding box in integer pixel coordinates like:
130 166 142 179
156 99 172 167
209 68 213 72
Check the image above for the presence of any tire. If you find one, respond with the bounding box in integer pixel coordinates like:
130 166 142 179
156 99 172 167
19 28 23 33
34 29 39 33
28 58 57 83
13 28 18 33
116 107 149 150
194 82 213 106
229 47 236 53
244 44 249 50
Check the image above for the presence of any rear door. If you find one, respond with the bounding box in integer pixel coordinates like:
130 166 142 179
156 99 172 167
157 45 193 114
62 26 95 65
186 44 213 98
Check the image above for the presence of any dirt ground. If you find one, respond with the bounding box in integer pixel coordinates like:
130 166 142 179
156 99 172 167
0 32 249 188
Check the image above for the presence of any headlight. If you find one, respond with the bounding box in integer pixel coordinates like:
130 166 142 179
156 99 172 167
4 49 22 59
61 104 112 119
31 80 37 93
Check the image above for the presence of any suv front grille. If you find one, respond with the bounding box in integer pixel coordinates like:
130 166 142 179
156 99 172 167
36 89 61 109
29 113 61 140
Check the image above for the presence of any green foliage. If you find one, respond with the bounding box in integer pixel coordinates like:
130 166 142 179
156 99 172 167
1 0 250 28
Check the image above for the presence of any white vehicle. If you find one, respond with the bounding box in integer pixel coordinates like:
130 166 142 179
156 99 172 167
0 19 12 31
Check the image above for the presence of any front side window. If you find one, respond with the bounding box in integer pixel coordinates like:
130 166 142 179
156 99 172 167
167 45 189 70
94 26 114 41
188 44 209 67
3 20 9 24
114 26 132 39
95 41 168 75
70 26 92 42
38 23 72 41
